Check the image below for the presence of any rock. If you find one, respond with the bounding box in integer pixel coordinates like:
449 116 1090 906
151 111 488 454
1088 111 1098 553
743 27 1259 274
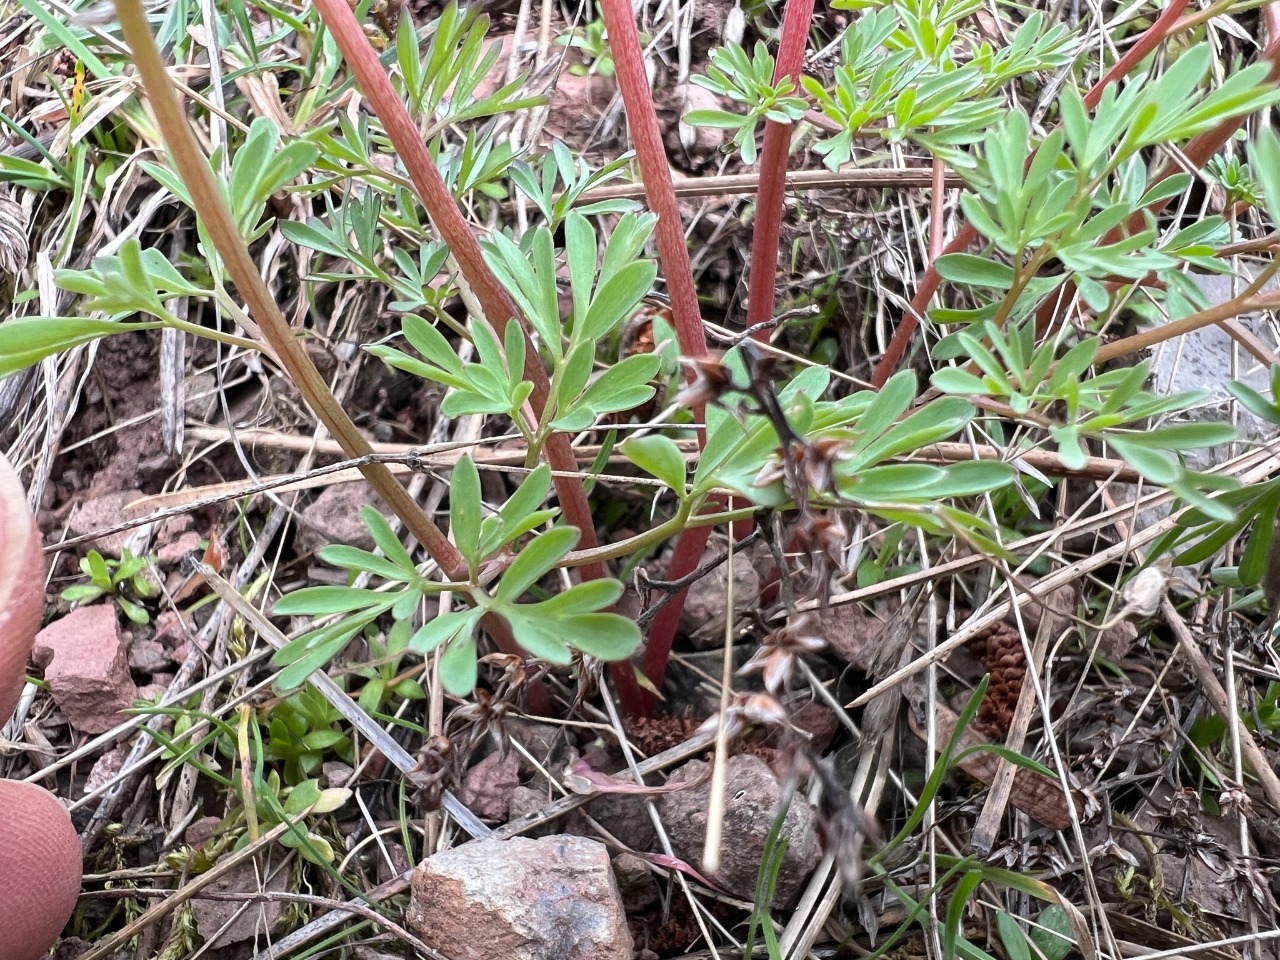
407 836 632 960
65 489 145 558
567 790 657 853
507 719 572 777
185 816 221 847
819 602 882 672
156 530 202 566
612 852 659 912
84 743 130 795
323 761 355 788
32 605 139 734
662 82 728 170
128 637 169 674
293 482 387 556
461 751 520 823
191 858 289 947
508 785 562 838
658 754 822 906
680 546 762 650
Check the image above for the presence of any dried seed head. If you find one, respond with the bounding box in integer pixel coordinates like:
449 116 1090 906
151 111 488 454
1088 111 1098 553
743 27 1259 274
740 613 826 693
697 691 788 739
722 1 745 44
674 354 735 409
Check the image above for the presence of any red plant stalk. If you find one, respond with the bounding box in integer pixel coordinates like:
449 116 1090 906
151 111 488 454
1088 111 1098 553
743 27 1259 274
745 0 817 339
597 0 709 365
869 0 1195 388
312 0 604 568
733 0 816 586
599 0 722 711
313 0 637 712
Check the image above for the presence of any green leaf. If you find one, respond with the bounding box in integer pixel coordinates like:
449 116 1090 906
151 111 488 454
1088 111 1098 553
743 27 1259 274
272 587 394 616
1106 436 1180 485
684 108 748 128
1114 422 1237 451
936 253 1015 288
1030 906 1075 960
557 613 642 660
995 913 1034 960
578 353 662 413
931 367 995 395
529 578 624 615
450 455 483 564
1228 378 1280 425
361 506 417 573
856 369 917 446
557 339 597 410
621 434 687 492
495 527 580 602
438 630 478 694
0 318 160 377
502 610 574 664
402 314 465 378
944 871 983 960
284 778 322 815
496 464 556 547
409 608 482 654
582 261 658 342
565 213 597 325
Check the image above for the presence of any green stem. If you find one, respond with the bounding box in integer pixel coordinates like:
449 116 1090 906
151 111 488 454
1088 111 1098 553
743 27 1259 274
112 0 465 577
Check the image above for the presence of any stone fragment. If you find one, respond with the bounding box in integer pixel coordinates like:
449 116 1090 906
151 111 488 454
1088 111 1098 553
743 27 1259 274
156 530 202 566
293 482 386 556
65 489 144 558
191 858 289 947
407 836 632 960
128 637 168 674
32 605 139 734
612 852 659 912
658 754 822 906
461 750 520 822
84 743 130 795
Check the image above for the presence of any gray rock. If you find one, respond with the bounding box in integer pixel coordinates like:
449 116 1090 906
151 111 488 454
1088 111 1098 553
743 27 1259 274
612 852 659 912
191 857 290 947
293 482 387 556
658 753 821 906
407 836 632 960
1152 274 1278 473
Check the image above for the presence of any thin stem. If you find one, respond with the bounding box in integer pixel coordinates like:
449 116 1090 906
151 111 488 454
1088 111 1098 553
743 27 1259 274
112 0 463 576
310 0 610 587
745 0 817 339
597 0 708 366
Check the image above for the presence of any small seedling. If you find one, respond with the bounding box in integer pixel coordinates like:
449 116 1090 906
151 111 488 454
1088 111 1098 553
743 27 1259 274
61 547 159 625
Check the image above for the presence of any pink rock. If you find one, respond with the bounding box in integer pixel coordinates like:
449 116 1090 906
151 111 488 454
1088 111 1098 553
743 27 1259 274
65 490 143 558
461 751 520 822
33 605 139 734
156 530 201 566
293 482 387 557
407 836 632 960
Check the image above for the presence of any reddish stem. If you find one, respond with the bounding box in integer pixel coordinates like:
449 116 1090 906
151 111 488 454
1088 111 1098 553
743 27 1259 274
599 0 721 713
1031 11 1280 341
745 0 817 337
597 0 708 363
312 0 611 713
869 0 1194 388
